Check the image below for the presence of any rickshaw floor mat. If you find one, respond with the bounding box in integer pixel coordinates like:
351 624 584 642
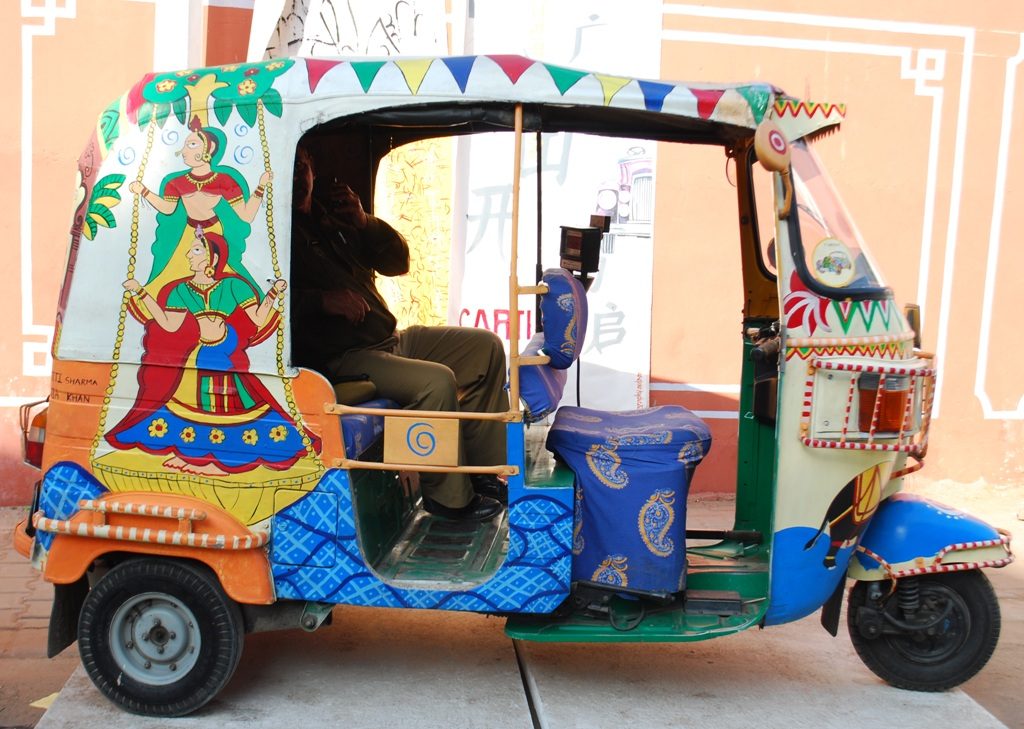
371 509 508 585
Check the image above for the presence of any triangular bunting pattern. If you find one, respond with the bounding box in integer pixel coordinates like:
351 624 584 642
691 89 725 119
638 80 673 112
737 84 772 124
395 58 434 95
595 74 631 106
350 60 386 93
544 64 588 95
442 56 477 92
306 59 345 93
488 55 535 84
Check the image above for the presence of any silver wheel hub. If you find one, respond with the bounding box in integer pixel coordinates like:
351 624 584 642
109 592 201 685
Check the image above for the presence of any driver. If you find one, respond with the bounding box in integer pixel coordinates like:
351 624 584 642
290 144 507 522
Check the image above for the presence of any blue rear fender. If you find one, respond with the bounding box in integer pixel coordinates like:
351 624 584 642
848 493 1013 580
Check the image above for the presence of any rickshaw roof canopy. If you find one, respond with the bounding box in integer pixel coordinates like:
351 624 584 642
109 54 845 150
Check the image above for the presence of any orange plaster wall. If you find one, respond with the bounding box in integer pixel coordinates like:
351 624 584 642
651 1 1024 489
0 1 157 504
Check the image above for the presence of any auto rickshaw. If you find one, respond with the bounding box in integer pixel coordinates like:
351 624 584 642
12 54 1013 717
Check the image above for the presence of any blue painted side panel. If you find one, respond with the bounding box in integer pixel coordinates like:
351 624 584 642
854 493 1001 570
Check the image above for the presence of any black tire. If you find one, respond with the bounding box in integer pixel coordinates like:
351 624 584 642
848 570 1000 691
78 558 244 716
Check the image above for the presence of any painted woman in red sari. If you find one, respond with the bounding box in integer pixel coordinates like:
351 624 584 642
108 230 319 477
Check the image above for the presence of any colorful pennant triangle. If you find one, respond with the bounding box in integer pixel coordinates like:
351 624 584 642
306 59 345 93
638 80 673 112
442 56 477 92
691 88 725 119
488 55 535 84
350 60 386 93
395 58 434 95
595 74 631 106
544 64 588 95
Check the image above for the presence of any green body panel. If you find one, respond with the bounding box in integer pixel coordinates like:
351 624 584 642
734 334 778 539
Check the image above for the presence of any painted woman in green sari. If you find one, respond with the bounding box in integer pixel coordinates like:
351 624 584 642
129 119 271 295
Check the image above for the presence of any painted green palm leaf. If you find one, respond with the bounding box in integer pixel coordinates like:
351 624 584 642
82 174 126 241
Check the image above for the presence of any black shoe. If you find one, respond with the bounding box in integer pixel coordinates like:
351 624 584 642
471 474 508 502
422 494 504 522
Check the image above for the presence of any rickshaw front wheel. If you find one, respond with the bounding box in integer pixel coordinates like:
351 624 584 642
847 570 1000 691
78 557 245 716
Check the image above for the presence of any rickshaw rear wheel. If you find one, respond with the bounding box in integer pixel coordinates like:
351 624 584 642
77 557 244 716
847 570 1000 691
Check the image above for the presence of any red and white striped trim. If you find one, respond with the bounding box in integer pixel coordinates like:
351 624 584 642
855 531 1014 580
799 355 936 454
811 359 936 377
801 437 922 453
32 511 267 550
78 499 207 521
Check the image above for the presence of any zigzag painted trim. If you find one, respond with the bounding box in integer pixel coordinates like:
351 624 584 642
774 98 847 120
32 512 267 550
786 341 905 361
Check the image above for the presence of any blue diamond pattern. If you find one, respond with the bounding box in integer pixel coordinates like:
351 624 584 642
271 491 338 567
37 463 107 551
271 467 573 613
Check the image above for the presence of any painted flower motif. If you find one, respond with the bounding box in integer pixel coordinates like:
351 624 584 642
269 425 288 443
156 79 177 93
209 429 226 444
221 64 239 72
267 62 285 71
180 427 196 443
242 429 259 446
238 79 257 95
148 418 168 438
244 67 260 76
175 69 194 77
782 271 832 336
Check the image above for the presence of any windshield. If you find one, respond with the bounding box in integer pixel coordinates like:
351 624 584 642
790 140 887 297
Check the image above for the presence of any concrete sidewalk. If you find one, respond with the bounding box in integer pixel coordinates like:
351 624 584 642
33 607 1006 729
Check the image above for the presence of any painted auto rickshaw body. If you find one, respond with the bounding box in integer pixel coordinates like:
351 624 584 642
12 54 1013 716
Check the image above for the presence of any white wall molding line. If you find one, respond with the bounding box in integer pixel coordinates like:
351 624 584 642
20 0 77 377
974 33 1024 419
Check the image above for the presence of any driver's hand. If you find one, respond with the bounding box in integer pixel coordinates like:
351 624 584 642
328 183 367 229
322 289 370 324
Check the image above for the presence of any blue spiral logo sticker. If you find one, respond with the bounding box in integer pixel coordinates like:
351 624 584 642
406 422 437 457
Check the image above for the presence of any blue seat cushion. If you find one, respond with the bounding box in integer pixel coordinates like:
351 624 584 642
540 268 588 369
519 333 567 423
547 405 712 594
341 398 400 457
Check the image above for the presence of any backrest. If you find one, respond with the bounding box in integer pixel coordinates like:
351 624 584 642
519 268 588 422
538 268 588 369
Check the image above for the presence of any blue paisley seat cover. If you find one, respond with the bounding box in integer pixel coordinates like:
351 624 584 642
341 398 400 458
520 268 588 422
547 405 712 594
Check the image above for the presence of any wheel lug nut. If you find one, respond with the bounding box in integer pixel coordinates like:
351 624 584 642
170 663 177 671
126 641 134 650
157 646 165 654
169 632 176 640
144 661 151 669
153 618 162 626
